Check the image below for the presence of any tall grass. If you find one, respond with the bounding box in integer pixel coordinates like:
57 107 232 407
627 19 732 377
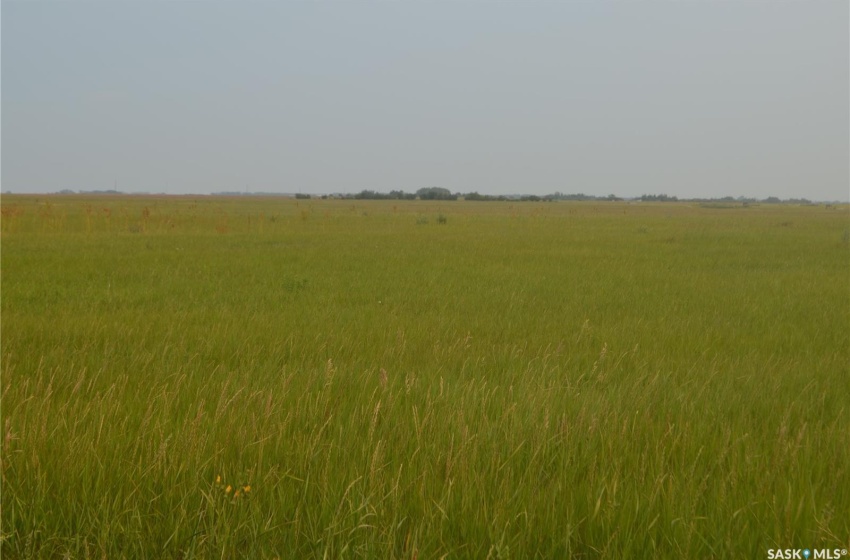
2 196 848 558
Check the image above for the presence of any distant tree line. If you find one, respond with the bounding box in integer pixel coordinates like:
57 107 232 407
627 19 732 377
640 194 678 202
339 189 814 204
48 188 817 205
344 189 621 202
56 189 123 195
338 187 454 200
353 190 416 200
548 192 622 202
639 194 813 205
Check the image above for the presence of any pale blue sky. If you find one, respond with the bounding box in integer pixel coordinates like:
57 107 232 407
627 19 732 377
2 1 848 200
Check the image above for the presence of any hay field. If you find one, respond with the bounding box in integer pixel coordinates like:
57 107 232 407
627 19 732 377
2 195 848 558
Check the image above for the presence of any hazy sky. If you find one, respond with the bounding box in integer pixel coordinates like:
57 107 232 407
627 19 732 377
2 1 848 200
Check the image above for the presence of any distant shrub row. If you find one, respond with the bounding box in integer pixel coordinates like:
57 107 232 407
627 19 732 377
46 189 814 205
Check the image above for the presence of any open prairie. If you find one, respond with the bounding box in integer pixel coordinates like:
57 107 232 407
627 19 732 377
2 195 848 558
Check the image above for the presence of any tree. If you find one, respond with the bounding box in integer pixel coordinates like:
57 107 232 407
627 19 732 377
416 187 456 200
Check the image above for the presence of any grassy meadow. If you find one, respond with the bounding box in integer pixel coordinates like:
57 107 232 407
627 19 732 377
1 195 848 558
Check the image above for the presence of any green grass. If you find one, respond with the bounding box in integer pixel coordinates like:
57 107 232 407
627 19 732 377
2 196 849 558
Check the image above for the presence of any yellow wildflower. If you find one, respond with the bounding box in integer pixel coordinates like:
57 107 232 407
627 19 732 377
216 475 222 484
225 485 232 494
243 485 251 493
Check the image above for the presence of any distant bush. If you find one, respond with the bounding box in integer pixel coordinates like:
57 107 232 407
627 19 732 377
391 190 417 200
355 190 389 200
353 190 416 200
640 194 678 202
464 192 507 201
416 187 457 200
546 192 605 201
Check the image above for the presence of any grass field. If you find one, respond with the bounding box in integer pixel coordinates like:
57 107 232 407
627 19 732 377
2 195 848 558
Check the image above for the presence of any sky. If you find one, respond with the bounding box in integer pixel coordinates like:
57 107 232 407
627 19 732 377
2 1 848 201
